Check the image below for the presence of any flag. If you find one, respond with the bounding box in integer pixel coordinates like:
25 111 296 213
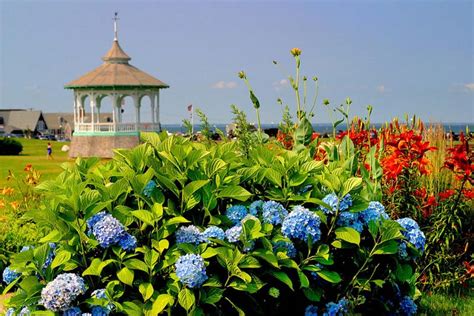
187 104 193 112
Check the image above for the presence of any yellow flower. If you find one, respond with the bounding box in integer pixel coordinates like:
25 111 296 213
238 71 246 79
0 199 5 209
290 47 302 57
2 187 14 196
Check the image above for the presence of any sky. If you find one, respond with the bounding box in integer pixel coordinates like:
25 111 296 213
1 0 473 125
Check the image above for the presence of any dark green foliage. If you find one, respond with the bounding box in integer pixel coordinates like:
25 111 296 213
0 137 23 155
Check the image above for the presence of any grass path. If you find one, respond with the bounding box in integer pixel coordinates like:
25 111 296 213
0 139 72 187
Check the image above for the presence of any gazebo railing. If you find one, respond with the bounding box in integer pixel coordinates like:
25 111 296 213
75 122 160 133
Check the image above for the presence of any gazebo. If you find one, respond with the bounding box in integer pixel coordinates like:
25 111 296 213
65 14 169 157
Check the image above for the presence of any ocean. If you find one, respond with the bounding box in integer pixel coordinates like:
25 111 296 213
161 123 474 135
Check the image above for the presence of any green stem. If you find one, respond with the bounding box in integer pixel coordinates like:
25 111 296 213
295 64 301 122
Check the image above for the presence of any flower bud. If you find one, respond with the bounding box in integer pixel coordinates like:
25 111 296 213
238 71 246 79
313 76 318 81
303 76 307 81
290 47 302 57
272 60 278 65
323 99 330 106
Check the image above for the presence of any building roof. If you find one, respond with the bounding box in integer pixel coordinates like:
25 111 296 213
0 110 46 132
64 39 169 89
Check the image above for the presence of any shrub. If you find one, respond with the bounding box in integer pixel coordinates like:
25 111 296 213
2 134 423 315
0 137 23 155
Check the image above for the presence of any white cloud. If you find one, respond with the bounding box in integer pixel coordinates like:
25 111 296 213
211 81 237 89
376 85 391 93
464 83 474 91
272 79 289 91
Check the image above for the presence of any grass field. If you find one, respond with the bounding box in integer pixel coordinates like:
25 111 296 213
420 292 474 316
0 138 72 188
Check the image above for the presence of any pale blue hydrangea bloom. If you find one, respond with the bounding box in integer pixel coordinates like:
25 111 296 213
396 218 426 258
176 225 204 245
18 307 30 316
336 212 364 232
323 297 349 316
63 307 82 316
262 201 288 225
249 200 264 216
175 254 208 288
273 240 297 258
87 212 136 251
40 273 86 312
242 240 255 253
202 226 225 241
320 194 352 214
399 296 417 316
91 288 113 312
305 305 319 316
2 266 20 284
225 205 248 224
44 243 57 269
143 180 157 197
6 308 15 316
359 201 389 224
118 234 137 251
225 226 242 243
282 206 321 242
90 306 109 316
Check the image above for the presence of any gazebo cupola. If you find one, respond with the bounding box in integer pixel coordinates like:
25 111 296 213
65 13 169 157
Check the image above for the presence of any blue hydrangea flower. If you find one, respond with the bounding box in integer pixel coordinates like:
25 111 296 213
298 185 313 195
19 307 30 316
176 225 204 245
86 212 108 234
225 226 242 243
82 314 92 316
398 242 409 259
282 206 321 242
2 266 20 284
90 306 109 316
397 218 426 255
262 201 288 225
44 243 57 269
20 245 34 252
40 273 86 312
202 226 225 241
143 180 157 197
359 201 389 224
6 308 15 316
226 205 248 224
63 307 82 316
336 212 364 232
118 234 137 251
273 240 297 258
175 254 208 288
399 296 417 316
323 297 349 316
249 200 264 216
339 194 352 212
320 194 352 214
320 194 339 214
91 289 113 312
87 212 135 251
305 305 319 316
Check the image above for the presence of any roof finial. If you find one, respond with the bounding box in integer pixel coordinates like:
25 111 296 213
113 12 119 41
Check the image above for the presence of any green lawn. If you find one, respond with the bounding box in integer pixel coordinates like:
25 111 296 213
419 292 474 316
0 138 72 188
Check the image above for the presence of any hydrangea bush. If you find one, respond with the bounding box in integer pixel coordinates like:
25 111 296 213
2 134 424 315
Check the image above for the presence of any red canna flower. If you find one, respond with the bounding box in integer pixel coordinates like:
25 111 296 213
439 189 456 200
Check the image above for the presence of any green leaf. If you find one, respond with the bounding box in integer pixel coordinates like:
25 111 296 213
265 168 282 187
335 227 360 245
341 177 362 196
183 180 210 201
117 267 134 286
298 270 310 288
217 186 252 201
124 259 149 273
269 271 294 290
249 90 260 109
150 294 174 315
166 216 191 226
83 258 114 276
295 117 313 146
395 264 413 282
50 249 72 269
131 210 156 226
303 288 322 302
39 230 61 243
253 249 279 268
373 240 399 255
202 288 224 305
139 283 154 301
178 288 195 311
123 301 144 315
316 270 342 283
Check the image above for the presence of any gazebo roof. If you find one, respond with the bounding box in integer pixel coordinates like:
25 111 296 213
65 39 169 89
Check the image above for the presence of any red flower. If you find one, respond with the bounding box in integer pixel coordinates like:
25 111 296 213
463 261 474 277
24 164 32 172
444 132 474 184
463 189 474 199
439 189 456 200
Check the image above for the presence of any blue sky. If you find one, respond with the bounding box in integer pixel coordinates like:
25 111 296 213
1 0 473 124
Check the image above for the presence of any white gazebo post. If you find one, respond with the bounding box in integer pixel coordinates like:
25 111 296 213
156 90 160 130
150 93 156 128
133 94 140 131
90 93 96 131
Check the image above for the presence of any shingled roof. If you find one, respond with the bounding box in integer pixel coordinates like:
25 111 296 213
64 39 169 89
